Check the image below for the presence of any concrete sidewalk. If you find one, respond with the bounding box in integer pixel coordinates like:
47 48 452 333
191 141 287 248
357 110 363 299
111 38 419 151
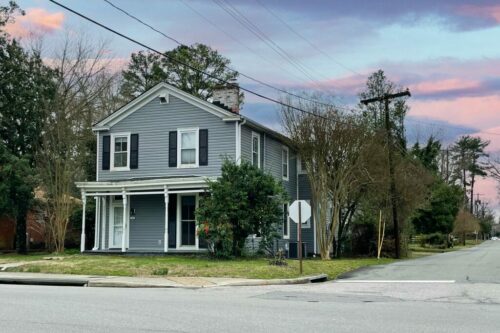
0 271 327 288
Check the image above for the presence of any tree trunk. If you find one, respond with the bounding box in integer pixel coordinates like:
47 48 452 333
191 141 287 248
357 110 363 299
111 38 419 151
470 174 475 214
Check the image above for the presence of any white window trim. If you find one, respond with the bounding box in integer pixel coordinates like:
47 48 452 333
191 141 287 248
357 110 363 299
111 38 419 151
283 203 290 239
251 131 261 168
177 128 199 168
110 132 131 171
282 146 289 181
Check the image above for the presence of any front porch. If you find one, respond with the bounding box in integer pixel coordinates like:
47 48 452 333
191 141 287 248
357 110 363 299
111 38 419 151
76 177 214 253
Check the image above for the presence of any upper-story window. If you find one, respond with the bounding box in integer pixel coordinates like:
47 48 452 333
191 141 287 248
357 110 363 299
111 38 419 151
282 146 289 180
252 132 260 168
298 156 307 174
111 133 130 171
178 128 198 168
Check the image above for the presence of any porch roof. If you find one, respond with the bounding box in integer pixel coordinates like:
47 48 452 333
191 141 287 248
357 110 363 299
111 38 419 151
76 176 215 193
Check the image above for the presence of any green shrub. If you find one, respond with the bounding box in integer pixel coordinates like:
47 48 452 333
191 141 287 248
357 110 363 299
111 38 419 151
196 160 288 258
425 232 447 246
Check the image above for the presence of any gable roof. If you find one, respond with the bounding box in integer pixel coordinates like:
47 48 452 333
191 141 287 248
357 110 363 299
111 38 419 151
93 82 241 131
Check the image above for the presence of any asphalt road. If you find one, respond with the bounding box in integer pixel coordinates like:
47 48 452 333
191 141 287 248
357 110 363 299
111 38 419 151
340 240 500 283
1 241 500 333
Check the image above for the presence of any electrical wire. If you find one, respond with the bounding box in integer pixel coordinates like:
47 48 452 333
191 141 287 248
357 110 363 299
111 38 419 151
103 0 343 110
254 0 362 77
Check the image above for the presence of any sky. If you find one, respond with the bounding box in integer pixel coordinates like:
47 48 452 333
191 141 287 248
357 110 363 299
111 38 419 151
6 0 500 214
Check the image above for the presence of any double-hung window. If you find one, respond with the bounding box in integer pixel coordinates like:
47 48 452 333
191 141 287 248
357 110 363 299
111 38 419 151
251 132 260 168
282 146 289 180
283 203 290 239
111 133 130 171
178 128 198 167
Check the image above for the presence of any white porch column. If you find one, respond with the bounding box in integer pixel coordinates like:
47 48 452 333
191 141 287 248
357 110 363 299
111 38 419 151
93 196 100 250
101 196 107 250
80 191 87 253
164 186 169 252
121 190 127 252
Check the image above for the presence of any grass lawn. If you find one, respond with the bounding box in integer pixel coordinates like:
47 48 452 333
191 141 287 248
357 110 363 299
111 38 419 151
0 253 394 280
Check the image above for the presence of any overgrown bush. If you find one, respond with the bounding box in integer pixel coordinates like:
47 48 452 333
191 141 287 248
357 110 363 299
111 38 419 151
268 248 287 266
427 232 447 246
419 232 447 247
196 160 288 258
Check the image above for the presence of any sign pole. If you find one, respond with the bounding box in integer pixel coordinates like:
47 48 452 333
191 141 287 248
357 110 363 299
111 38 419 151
298 201 303 275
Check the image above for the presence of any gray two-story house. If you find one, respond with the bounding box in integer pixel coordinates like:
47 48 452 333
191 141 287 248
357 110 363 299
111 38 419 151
76 82 315 256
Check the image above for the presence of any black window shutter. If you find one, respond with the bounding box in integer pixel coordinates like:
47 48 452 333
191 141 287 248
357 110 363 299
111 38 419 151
169 131 177 167
199 129 208 166
102 135 110 170
130 134 139 169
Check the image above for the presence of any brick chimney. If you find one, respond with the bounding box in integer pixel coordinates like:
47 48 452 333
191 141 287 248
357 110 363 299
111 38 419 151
212 79 240 114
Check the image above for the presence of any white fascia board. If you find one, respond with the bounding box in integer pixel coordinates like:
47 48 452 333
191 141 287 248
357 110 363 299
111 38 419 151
75 176 216 192
94 82 240 130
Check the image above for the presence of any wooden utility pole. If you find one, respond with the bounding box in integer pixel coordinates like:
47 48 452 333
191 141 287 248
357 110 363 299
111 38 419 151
361 89 411 259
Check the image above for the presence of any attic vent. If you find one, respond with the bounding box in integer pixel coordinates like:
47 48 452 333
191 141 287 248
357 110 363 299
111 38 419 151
159 93 168 104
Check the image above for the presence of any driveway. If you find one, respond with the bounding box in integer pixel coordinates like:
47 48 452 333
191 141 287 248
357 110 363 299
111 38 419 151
339 240 500 283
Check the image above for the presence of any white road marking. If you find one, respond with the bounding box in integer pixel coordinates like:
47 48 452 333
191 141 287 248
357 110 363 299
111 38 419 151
336 280 456 283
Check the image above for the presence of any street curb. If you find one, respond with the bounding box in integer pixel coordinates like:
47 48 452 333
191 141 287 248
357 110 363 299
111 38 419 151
0 273 328 288
214 274 328 287
0 276 87 286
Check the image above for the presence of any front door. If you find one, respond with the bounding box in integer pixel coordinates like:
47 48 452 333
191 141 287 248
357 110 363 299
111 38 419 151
179 195 197 247
110 203 124 248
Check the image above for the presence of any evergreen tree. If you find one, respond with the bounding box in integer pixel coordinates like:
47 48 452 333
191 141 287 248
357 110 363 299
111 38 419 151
120 44 242 103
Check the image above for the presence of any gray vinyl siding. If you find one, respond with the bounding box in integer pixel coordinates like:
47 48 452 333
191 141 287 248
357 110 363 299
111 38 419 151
241 125 252 164
241 125 265 169
128 195 164 250
241 125 311 253
298 174 315 253
98 95 236 181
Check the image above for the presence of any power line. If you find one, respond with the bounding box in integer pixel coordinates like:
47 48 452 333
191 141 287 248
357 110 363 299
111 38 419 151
212 0 333 93
102 0 341 110
254 0 362 77
49 0 336 121
49 0 500 139
178 0 315 89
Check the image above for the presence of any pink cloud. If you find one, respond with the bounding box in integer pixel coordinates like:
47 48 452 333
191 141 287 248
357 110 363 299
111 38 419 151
457 5 500 24
409 79 481 96
470 126 500 152
410 95 500 130
474 177 499 209
5 8 64 38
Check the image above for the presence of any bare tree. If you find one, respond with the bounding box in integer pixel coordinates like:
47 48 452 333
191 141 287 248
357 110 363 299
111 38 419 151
37 33 118 252
281 96 368 259
453 209 480 246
